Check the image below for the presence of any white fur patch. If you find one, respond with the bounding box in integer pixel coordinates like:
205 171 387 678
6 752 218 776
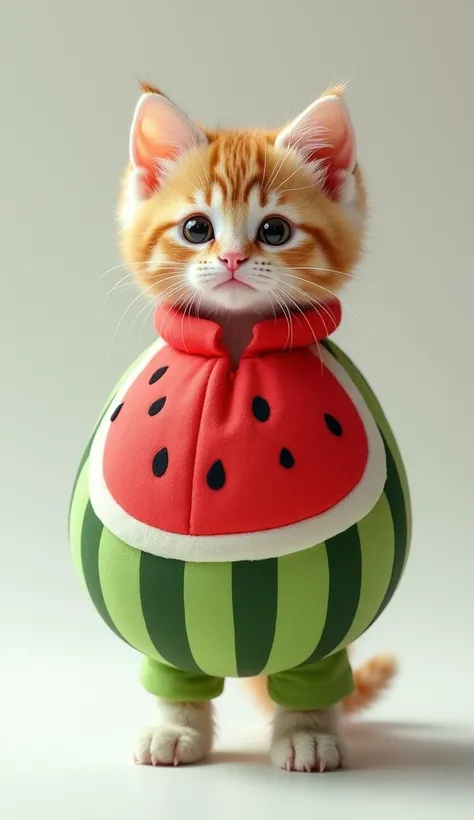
120 170 147 228
135 701 214 766
270 705 345 772
88 342 386 562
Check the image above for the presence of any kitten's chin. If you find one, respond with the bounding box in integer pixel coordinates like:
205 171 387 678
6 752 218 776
198 283 274 314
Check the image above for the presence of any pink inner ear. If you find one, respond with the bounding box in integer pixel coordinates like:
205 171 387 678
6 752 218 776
130 93 206 199
278 96 356 198
132 117 165 195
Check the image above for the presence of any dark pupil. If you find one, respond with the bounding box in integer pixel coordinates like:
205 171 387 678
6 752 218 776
262 219 287 245
186 218 210 243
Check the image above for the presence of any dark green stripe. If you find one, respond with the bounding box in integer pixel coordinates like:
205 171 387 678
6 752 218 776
68 410 110 524
306 525 362 662
232 558 278 676
371 435 407 621
139 553 199 671
80 502 123 639
68 440 94 523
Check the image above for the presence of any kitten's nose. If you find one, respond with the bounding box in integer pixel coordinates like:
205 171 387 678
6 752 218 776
219 252 248 274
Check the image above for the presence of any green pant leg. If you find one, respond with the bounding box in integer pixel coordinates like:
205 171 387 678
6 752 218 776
268 649 354 711
140 657 224 702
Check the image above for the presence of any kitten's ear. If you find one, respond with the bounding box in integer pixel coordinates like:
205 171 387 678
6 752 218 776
129 92 207 200
275 95 356 202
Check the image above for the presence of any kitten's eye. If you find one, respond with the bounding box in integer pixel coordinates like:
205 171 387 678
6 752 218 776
258 217 292 246
183 216 214 244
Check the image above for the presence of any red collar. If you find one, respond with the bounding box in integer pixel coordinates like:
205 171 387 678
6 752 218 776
154 300 341 358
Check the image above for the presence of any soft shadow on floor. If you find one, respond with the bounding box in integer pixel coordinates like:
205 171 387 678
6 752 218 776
212 721 474 780
344 720 474 776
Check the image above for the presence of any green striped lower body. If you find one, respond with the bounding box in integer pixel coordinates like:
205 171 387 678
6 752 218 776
68 340 411 685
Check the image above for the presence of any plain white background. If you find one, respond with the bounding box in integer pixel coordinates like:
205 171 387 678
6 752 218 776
1 0 474 817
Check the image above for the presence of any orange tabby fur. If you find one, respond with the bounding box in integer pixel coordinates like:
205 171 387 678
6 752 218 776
119 83 366 309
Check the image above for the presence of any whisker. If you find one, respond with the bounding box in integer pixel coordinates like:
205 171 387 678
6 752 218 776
108 282 158 355
276 184 316 195
265 143 293 192
180 290 198 353
262 140 267 190
265 129 311 192
102 266 189 308
104 281 136 295
276 276 368 341
275 285 323 369
266 128 322 193
185 120 211 189
278 274 343 304
278 270 350 313
276 277 340 331
278 270 369 329
130 294 160 337
302 279 348 309
195 290 204 322
141 261 189 270
104 271 186 308
268 292 277 322
188 179 202 196
95 262 130 286
157 286 190 337
283 266 367 283
271 289 293 350
139 297 159 343
102 271 138 304
272 164 307 195
96 258 188 288
277 286 318 344
102 277 136 302
128 279 186 336
188 289 200 330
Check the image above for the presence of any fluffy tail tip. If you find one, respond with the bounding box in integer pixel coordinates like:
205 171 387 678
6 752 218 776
342 653 398 715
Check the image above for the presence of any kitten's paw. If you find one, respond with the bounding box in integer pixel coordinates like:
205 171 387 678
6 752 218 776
134 725 208 766
134 701 214 767
270 706 346 773
270 730 346 772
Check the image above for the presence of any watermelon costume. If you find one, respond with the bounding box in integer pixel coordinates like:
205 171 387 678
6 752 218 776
69 301 411 710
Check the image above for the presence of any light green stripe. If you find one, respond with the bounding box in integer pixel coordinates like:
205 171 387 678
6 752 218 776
333 492 395 650
184 562 237 677
69 460 90 586
324 340 412 546
98 528 169 664
263 544 330 675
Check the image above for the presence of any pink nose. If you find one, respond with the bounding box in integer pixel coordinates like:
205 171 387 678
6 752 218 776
219 252 248 274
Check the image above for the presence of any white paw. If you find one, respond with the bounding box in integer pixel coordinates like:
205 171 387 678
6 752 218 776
134 724 207 766
270 730 346 772
134 701 214 767
270 706 347 773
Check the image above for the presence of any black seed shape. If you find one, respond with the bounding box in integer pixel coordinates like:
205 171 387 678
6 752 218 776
152 448 169 477
252 396 271 422
148 396 167 416
207 460 226 490
110 403 123 422
280 448 295 469
324 414 343 437
149 366 168 385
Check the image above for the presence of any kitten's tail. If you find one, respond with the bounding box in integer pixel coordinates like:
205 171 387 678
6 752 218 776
244 653 397 716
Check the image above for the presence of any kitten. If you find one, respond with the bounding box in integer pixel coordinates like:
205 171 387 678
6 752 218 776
119 83 395 771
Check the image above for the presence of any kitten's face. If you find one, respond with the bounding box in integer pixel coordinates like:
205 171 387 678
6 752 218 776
120 88 366 317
